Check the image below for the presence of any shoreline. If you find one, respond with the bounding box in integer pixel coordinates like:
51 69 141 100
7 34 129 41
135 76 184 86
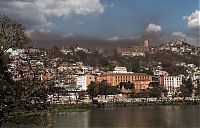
23 108 90 116
21 100 200 116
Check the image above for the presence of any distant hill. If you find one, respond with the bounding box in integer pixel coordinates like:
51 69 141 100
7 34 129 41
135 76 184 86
28 32 162 49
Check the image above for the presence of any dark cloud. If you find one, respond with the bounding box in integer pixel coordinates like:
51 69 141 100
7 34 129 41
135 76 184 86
27 31 146 49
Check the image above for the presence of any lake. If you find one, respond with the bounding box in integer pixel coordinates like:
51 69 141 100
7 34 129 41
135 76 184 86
3 105 200 128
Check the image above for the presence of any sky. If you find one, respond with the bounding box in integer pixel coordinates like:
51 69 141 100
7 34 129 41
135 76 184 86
0 0 199 46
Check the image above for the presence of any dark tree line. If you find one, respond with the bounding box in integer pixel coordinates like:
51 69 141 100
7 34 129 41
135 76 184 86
0 15 50 126
180 78 194 99
87 81 119 100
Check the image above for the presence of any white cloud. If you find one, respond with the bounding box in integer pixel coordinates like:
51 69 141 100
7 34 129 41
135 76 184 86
183 10 200 29
172 31 200 46
0 0 104 32
107 36 119 41
146 23 161 33
35 0 104 18
172 31 186 38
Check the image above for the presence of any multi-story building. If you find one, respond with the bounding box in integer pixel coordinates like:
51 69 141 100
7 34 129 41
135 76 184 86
96 72 152 92
76 75 96 91
160 76 182 96
117 40 150 57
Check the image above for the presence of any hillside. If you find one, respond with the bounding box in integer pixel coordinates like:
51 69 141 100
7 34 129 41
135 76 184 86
47 44 200 76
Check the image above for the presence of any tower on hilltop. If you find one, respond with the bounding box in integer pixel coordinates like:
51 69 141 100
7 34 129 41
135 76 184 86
144 40 149 47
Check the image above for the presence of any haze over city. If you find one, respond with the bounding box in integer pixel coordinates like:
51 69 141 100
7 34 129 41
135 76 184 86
0 0 199 47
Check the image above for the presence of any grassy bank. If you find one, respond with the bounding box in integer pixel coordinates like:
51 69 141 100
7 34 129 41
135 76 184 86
21 100 200 116
24 108 89 116
22 103 96 116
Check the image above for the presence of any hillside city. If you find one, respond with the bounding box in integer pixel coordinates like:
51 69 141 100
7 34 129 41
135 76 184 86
5 39 200 104
0 0 199 127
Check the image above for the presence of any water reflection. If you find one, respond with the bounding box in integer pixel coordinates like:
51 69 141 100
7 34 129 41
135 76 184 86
88 106 200 128
2 105 200 128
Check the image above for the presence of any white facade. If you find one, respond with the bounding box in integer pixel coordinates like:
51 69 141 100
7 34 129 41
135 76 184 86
164 76 182 96
6 48 25 56
132 52 145 57
81 66 89 73
153 70 168 76
121 52 145 57
76 76 87 91
171 47 178 52
113 67 127 73
121 52 132 56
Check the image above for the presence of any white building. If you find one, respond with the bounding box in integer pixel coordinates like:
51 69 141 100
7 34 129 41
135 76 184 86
161 76 182 96
153 70 169 76
6 48 25 56
171 47 178 52
113 67 127 73
81 66 89 73
132 52 145 57
76 76 87 91
76 75 95 91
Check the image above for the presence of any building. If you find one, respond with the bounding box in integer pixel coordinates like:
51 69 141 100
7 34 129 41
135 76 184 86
76 75 95 91
96 72 152 92
113 67 128 73
160 76 182 96
117 40 150 57
144 40 149 47
153 70 169 76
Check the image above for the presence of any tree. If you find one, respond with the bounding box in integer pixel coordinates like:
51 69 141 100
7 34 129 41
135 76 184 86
130 91 137 98
107 86 119 95
87 81 118 100
0 15 30 126
0 15 30 56
87 81 98 100
118 82 134 90
195 80 200 96
97 80 118 99
98 81 110 99
0 55 14 126
117 82 134 96
148 82 162 98
180 78 193 99
140 89 149 99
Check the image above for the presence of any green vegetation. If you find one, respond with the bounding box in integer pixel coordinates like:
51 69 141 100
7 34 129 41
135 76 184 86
49 45 200 76
87 81 98 100
24 108 89 116
87 81 119 99
0 15 30 126
180 78 193 98
117 82 134 90
195 80 200 96
147 82 167 98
